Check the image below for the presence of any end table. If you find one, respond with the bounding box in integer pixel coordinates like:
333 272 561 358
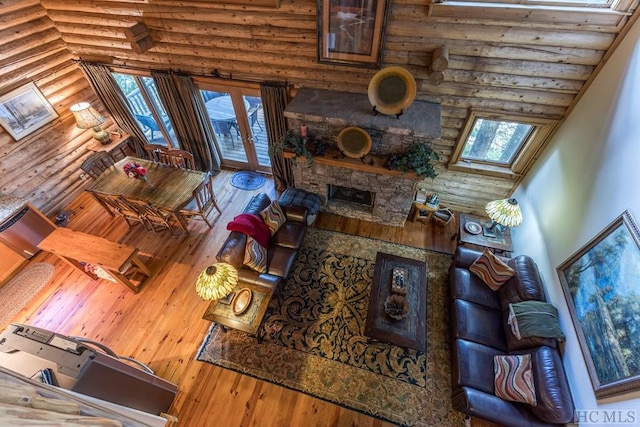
458 212 513 255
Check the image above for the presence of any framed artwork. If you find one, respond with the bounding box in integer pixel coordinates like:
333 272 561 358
0 82 58 141
317 0 390 68
557 210 640 398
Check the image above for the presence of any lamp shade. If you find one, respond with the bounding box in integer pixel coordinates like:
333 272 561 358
70 102 105 129
485 198 523 227
195 263 238 301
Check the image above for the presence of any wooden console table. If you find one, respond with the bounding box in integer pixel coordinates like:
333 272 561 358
38 228 151 293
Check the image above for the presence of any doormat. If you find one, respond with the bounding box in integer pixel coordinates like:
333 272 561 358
0 263 55 326
230 171 266 191
197 228 463 427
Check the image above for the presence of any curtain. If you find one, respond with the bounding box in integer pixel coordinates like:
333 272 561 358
152 71 219 172
76 61 147 157
260 82 293 191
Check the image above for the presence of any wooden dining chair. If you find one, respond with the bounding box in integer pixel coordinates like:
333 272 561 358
89 190 118 217
81 152 116 179
127 199 177 234
178 172 221 228
143 144 170 165
167 149 195 170
112 196 149 229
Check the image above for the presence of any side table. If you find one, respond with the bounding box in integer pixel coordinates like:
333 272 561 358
410 201 439 223
458 212 513 255
202 280 276 336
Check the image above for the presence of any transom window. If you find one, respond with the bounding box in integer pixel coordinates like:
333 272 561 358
449 111 555 179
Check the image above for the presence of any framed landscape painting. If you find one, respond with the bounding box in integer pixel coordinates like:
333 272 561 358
317 0 390 67
0 82 58 141
557 210 640 398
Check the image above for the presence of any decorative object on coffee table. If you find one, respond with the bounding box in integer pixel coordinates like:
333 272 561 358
232 288 253 315
384 294 409 320
195 263 238 301
391 267 408 295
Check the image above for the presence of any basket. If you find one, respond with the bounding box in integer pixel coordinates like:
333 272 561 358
433 207 454 226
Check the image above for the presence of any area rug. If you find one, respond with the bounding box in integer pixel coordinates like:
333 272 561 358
0 263 55 326
230 171 266 190
197 228 464 427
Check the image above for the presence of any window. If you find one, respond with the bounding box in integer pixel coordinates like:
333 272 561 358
112 72 178 147
449 111 555 179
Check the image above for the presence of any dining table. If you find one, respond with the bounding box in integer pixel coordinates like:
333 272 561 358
87 156 207 233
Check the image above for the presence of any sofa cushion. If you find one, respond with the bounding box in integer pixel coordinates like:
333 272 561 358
271 221 306 250
494 354 537 406
469 249 516 291
267 245 298 279
244 236 267 273
498 255 546 310
449 267 501 310
261 200 287 235
452 339 502 395
451 299 506 351
515 346 576 424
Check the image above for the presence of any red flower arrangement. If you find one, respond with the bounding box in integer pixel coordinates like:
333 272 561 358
123 162 147 181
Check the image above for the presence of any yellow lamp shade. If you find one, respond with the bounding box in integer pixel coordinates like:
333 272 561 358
195 263 238 301
485 198 523 227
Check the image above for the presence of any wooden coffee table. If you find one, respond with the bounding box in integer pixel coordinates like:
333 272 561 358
364 252 428 352
202 280 276 336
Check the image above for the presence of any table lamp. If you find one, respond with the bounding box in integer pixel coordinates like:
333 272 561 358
195 263 238 301
483 197 523 237
70 102 110 144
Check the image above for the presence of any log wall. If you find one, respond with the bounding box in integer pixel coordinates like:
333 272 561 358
1 0 637 214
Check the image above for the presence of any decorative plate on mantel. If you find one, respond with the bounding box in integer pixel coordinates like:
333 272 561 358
367 66 417 116
337 127 372 159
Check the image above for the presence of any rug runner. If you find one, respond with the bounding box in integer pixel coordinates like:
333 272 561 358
197 228 464 427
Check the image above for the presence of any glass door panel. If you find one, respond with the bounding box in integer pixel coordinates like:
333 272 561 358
243 95 270 168
201 89 248 163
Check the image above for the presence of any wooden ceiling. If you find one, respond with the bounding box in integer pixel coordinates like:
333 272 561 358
0 0 638 214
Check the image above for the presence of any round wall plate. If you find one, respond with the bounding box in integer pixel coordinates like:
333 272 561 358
337 127 372 159
367 66 417 116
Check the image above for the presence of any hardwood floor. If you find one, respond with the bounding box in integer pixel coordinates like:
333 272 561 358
2 170 468 426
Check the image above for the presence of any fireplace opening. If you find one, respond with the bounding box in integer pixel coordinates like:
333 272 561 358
327 184 375 209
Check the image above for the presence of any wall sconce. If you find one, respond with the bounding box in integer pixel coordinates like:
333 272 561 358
195 263 238 301
483 198 523 237
70 102 110 144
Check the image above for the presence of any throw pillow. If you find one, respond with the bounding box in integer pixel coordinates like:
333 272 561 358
260 200 286 236
243 236 267 273
469 248 516 291
508 300 566 341
494 354 537 406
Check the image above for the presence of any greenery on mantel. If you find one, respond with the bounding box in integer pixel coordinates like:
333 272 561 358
384 141 439 179
269 131 314 165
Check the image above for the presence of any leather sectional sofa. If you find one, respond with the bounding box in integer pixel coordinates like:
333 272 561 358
449 246 575 426
216 193 308 290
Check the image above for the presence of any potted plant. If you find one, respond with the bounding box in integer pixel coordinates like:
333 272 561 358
269 130 314 165
385 141 439 179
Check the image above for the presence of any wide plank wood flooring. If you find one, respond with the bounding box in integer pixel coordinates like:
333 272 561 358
1 170 485 426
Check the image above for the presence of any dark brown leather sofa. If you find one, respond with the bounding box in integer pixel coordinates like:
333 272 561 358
449 246 575 426
216 193 308 289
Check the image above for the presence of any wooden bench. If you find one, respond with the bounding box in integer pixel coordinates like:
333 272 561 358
38 228 151 293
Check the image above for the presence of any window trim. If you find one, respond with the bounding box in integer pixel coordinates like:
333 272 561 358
448 110 556 179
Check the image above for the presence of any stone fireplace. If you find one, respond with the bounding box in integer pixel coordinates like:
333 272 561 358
284 88 441 227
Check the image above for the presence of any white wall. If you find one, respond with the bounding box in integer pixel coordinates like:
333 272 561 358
513 14 640 427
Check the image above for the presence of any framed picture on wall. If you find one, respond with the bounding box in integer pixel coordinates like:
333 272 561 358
317 0 390 68
557 210 640 398
0 82 59 141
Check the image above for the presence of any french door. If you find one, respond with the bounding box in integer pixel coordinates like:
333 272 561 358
197 82 270 173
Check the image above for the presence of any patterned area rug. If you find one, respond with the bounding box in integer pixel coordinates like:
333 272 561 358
197 228 464 427
230 171 266 190
0 263 55 326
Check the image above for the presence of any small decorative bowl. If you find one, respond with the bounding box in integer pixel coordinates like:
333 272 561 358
384 294 409 320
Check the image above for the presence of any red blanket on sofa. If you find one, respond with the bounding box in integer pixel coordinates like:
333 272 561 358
226 213 270 247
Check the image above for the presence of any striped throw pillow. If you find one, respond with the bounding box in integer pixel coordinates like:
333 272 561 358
494 354 537 406
243 236 267 273
260 200 286 236
469 248 516 291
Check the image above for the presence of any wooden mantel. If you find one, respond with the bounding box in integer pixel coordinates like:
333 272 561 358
283 147 418 179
